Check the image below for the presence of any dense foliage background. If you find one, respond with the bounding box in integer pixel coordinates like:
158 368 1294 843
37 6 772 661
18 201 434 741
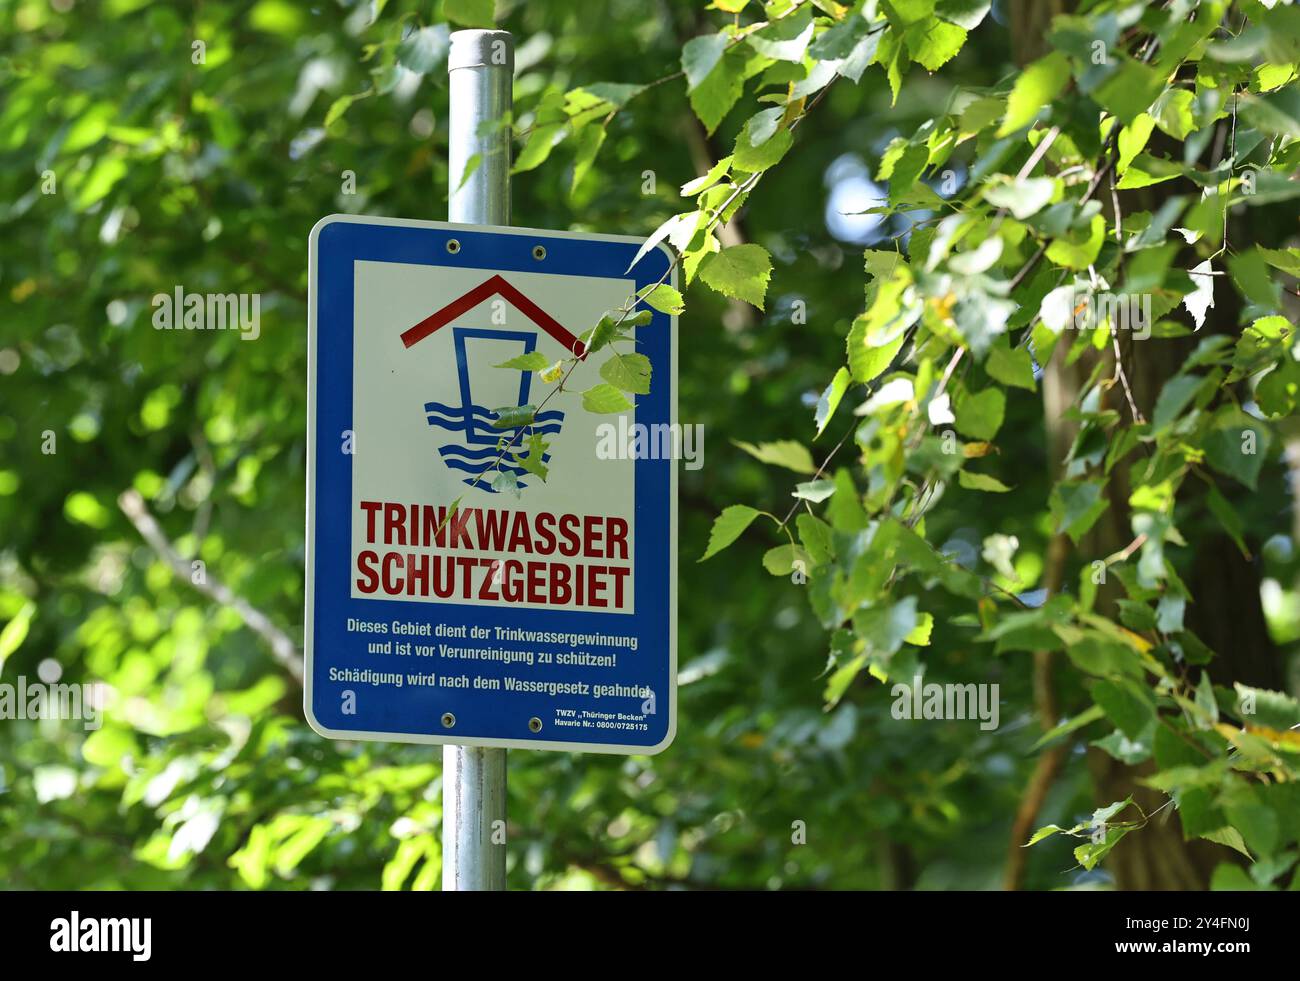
1 0 1298 890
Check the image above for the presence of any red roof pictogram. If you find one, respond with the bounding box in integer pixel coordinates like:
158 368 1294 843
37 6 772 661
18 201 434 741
400 274 585 356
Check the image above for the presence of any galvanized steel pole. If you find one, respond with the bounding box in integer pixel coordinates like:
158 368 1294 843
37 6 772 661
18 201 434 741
442 27 512 892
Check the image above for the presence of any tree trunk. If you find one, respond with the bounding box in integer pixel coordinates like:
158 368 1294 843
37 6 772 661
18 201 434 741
1011 0 1283 889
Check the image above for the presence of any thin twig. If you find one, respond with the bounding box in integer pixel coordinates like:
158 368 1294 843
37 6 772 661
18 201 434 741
483 77 841 493
118 489 304 685
1110 331 1145 424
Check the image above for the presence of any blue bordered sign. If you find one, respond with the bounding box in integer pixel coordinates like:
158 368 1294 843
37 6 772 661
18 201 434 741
306 214 677 754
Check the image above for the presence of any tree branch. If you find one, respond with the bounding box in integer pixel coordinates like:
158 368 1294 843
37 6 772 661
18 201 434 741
118 489 304 685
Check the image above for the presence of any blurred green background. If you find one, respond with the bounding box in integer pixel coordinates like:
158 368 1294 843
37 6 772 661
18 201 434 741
1 0 1296 890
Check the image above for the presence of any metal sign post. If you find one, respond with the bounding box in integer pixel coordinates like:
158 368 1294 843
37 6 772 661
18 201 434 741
305 25 677 891
442 28 512 892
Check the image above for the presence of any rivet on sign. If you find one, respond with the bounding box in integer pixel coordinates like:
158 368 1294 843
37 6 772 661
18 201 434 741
528 717 543 733
441 712 456 728
446 239 461 255
531 245 546 261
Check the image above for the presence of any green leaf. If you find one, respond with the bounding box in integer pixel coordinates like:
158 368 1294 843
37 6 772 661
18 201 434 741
847 316 907 385
1115 153 1183 190
903 18 966 70
274 817 332 875
581 383 634 414
983 176 1055 219
493 351 550 372
1233 315 1294 381
397 26 451 74
885 145 929 202
1116 113 1156 175
792 479 836 502
1093 679 1155 739
75 156 128 209
1031 704 1105 750
681 156 732 197
82 725 138 768
1152 374 1204 430
986 339 1036 390
492 470 521 498
382 837 426 891
1025 824 1065 846
854 596 919 656
1050 479 1107 542
878 29 909 105
958 95 1004 137
1209 864 1259 890
0 602 34 670
1094 59 1163 124
1151 87 1196 140
953 386 1005 440
1156 594 1186 633
814 367 851 437
639 283 684 315
733 125 792 172
824 653 867 710
513 122 567 174
1194 669 1219 724
1229 247 1281 310
998 51 1070 135
682 33 730 92
833 25 883 84
936 0 991 30
580 314 627 354
1225 797 1278 859
904 611 934 646
1240 87 1300 139
958 470 1011 492
1204 407 1271 489
443 0 495 27
1201 829 1252 862
697 244 773 309
734 439 816 474
688 50 744 134
746 8 814 62
810 10 875 60
491 404 537 429
1075 825 1133 871
797 513 834 566
762 543 810 576
700 504 761 561
570 123 606 195
1234 683 1300 730
1093 728 1152 765
1207 484 1249 556
599 352 652 395
512 432 550 481
883 0 936 25
1045 213 1105 270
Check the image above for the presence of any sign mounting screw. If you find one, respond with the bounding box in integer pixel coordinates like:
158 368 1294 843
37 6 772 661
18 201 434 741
446 239 461 255
441 712 456 729
528 717 543 733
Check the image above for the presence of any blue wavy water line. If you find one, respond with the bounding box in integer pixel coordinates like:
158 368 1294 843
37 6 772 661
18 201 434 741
442 459 535 479
439 445 555 462
428 422 563 439
424 401 564 423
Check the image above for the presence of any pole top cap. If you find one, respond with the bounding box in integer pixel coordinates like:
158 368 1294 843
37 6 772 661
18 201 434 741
448 29 514 72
